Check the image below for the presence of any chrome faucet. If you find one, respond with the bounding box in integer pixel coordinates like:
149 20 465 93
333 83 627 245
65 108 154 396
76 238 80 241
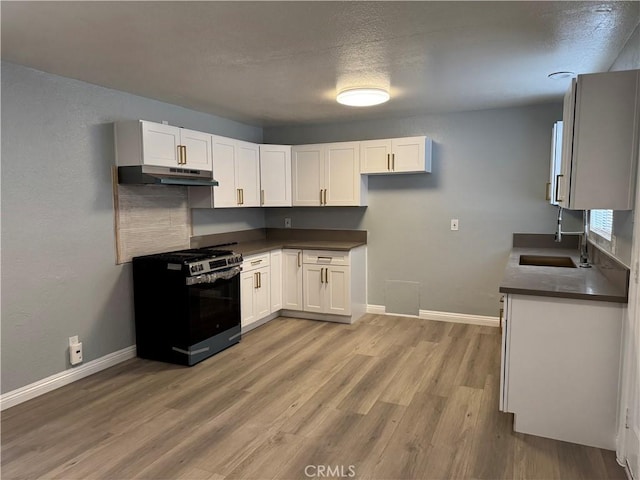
555 207 591 268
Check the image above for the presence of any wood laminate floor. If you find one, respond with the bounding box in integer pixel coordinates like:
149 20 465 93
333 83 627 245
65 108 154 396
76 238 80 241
1 315 627 480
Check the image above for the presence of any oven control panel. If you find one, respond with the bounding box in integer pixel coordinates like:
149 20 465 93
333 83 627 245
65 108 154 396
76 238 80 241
187 253 243 276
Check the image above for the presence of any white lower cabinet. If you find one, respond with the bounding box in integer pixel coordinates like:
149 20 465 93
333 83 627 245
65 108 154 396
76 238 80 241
500 293 623 450
282 249 303 311
242 246 366 329
270 250 283 312
240 253 271 330
303 264 351 315
297 247 365 323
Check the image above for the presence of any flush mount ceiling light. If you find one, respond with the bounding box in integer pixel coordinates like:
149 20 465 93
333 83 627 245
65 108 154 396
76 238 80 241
336 88 390 107
548 71 576 80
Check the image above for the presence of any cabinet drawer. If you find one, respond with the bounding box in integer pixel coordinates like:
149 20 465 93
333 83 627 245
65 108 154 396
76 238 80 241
242 252 271 271
303 250 350 266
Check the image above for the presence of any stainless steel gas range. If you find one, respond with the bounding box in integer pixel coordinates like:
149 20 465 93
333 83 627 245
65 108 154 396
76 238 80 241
131 247 243 366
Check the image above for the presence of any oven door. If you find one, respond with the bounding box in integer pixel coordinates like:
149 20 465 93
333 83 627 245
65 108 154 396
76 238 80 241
185 267 241 346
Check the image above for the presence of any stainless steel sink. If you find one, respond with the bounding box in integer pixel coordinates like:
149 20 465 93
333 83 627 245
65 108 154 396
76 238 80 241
519 255 577 268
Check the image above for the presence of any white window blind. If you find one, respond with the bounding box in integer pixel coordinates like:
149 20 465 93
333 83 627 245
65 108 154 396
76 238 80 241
590 209 613 241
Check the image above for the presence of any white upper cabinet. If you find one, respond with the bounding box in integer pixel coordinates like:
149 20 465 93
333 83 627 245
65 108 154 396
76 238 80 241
189 136 260 208
115 120 212 171
259 145 292 207
292 144 324 206
236 140 261 207
557 70 639 210
211 136 238 208
547 121 563 205
292 142 367 207
360 136 432 174
179 128 213 170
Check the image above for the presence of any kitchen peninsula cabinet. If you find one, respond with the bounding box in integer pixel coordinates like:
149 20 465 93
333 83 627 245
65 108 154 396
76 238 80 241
360 136 432 174
500 293 622 450
557 70 639 210
259 145 292 207
291 142 367 206
115 120 212 171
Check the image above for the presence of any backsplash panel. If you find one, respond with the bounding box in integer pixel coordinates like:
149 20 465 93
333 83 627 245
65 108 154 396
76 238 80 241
113 175 190 263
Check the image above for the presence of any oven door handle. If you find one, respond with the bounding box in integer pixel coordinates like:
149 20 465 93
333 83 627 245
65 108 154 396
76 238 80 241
185 266 241 286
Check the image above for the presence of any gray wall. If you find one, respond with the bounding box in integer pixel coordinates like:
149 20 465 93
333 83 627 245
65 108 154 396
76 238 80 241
264 104 564 316
1 62 262 393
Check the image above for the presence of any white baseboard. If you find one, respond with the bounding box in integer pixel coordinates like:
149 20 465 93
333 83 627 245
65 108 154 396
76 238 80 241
366 304 499 327
366 304 386 314
1 345 136 411
419 309 500 327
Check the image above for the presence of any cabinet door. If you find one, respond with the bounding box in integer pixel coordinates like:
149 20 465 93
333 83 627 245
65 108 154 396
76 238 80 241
270 250 283 313
282 249 303 311
240 271 257 328
548 122 563 205
292 145 323 206
181 129 212 171
499 294 511 412
360 139 392 174
391 136 428 173
303 264 324 313
141 121 180 167
570 70 638 210
325 266 351 315
259 145 292 207
212 136 238 208
255 267 271 319
558 79 576 208
324 142 361 206
236 141 261 207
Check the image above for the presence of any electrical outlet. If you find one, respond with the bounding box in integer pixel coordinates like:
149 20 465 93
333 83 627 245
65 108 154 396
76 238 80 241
450 219 459 231
284 217 292 228
70 343 83 365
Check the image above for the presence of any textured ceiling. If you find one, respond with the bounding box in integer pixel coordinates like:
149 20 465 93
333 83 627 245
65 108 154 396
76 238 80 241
2 1 638 126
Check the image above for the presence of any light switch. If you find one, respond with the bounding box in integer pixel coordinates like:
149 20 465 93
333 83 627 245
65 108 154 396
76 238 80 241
451 219 459 231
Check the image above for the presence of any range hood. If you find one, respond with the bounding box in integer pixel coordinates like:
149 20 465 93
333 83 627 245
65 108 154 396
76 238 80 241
117 165 219 187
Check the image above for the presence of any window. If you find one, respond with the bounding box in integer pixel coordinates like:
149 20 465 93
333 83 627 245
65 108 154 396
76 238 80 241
590 209 613 241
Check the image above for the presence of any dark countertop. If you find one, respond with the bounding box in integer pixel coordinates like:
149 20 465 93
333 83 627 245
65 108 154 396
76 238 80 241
499 246 628 303
233 239 366 256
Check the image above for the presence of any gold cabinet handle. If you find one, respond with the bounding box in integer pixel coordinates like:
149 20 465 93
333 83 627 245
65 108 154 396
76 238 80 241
241 188 244 205
320 189 323 205
251 259 262 265
237 189 241 205
261 189 264 206
325 267 329 284
297 251 302 268
545 182 552 201
254 272 259 288
257 271 261 288
392 153 395 171
555 174 564 202
177 145 183 165
183 145 187 165
323 189 327 205
320 267 324 284
387 153 390 171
